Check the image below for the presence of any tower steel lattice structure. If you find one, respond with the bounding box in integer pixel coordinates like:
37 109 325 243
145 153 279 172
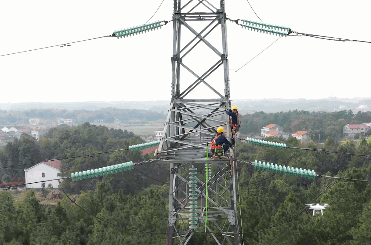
157 1 241 244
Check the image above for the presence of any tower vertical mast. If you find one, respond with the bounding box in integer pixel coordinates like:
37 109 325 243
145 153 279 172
159 1 240 244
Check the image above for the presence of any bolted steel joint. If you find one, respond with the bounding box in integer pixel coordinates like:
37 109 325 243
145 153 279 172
171 56 182 62
171 167 177 174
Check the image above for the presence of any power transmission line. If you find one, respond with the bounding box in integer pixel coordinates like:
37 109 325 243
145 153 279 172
241 161 369 183
245 0 263 22
145 0 167 24
0 35 113 57
134 167 168 185
240 137 371 158
0 176 70 189
60 185 128 229
230 18 371 44
235 37 281 72
290 31 371 44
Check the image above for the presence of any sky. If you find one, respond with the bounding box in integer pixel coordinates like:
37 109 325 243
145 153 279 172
1 0 371 103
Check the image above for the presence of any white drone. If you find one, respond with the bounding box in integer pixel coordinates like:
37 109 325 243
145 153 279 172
305 203 330 216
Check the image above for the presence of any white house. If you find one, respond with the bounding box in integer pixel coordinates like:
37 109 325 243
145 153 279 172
343 124 370 138
24 159 62 189
31 131 39 141
292 131 308 142
1 127 10 133
155 131 164 141
261 124 283 137
9 127 18 133
264 130 290 140
94 119 105 124
29 118 40 125
63 119 73 125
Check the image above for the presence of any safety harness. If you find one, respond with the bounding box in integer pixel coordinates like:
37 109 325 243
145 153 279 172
229 111 241 132
211 134 222 150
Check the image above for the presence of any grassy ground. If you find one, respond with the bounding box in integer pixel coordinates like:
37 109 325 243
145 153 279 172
92 121 164 136
10 189 65 206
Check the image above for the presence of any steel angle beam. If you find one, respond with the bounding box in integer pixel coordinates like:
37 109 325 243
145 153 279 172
180 19 222 56
157 159 231 164
177 17 218 57
179 61 225 98
179 60 224 99
180 20 220 59
165 1 239 244
171 110 225 124
167 113 224 126
164 138 206 148
165 123 223 136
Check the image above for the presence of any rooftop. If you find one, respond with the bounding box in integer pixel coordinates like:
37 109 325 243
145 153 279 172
266 130 280 136
25 159 61 171
141 146 158 155
264 124 276 129
43 159 61 170
346 124 369 129
293 131 308 136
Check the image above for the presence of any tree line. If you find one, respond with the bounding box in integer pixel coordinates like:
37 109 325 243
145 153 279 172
240 110 371 140
0 123 168 195
0 108 165 125
0 118 370 244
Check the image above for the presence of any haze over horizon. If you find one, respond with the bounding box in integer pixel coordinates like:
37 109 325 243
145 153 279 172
1 97 370 114
1 0 371 103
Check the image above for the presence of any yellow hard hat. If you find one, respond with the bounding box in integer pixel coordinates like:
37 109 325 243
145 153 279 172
232 106 238 110
217 126 224 133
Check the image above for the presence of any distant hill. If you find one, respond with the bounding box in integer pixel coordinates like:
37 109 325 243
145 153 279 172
235 97 371 114
0 101 171 114
0 97 370 114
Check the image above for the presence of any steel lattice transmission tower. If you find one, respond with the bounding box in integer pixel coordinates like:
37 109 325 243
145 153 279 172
156 0 241 244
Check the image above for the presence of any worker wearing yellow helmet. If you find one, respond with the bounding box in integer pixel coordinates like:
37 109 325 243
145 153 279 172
226 106 240 136
210 126 233 155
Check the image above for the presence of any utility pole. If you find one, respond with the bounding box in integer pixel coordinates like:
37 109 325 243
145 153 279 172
157 1 241 244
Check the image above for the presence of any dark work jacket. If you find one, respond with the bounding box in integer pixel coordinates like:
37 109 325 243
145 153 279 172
226 109 238 125
214 133 232 148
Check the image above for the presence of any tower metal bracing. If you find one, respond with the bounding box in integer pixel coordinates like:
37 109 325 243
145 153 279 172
157 1 240 244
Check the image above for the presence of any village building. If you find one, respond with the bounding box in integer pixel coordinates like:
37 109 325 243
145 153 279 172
9 127 18 133
155 131 164 141
292 131 308 143
343 124 370 138
94 119 105 124
29 118 40 125
141 145 158 155
261 124 283 137
24 159 62 189
31 131 40 141
1 127 10 133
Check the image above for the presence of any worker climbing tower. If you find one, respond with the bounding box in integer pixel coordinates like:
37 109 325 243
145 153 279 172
156 0 241 244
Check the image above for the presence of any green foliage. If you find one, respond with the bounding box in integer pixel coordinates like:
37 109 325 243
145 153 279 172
240 110 371 141
1 113 370 244
0 108 165 125
237 136 371 244
350 199 371 244
0 180 168 244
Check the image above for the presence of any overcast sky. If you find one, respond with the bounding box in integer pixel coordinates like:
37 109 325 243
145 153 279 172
1 0 370 103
